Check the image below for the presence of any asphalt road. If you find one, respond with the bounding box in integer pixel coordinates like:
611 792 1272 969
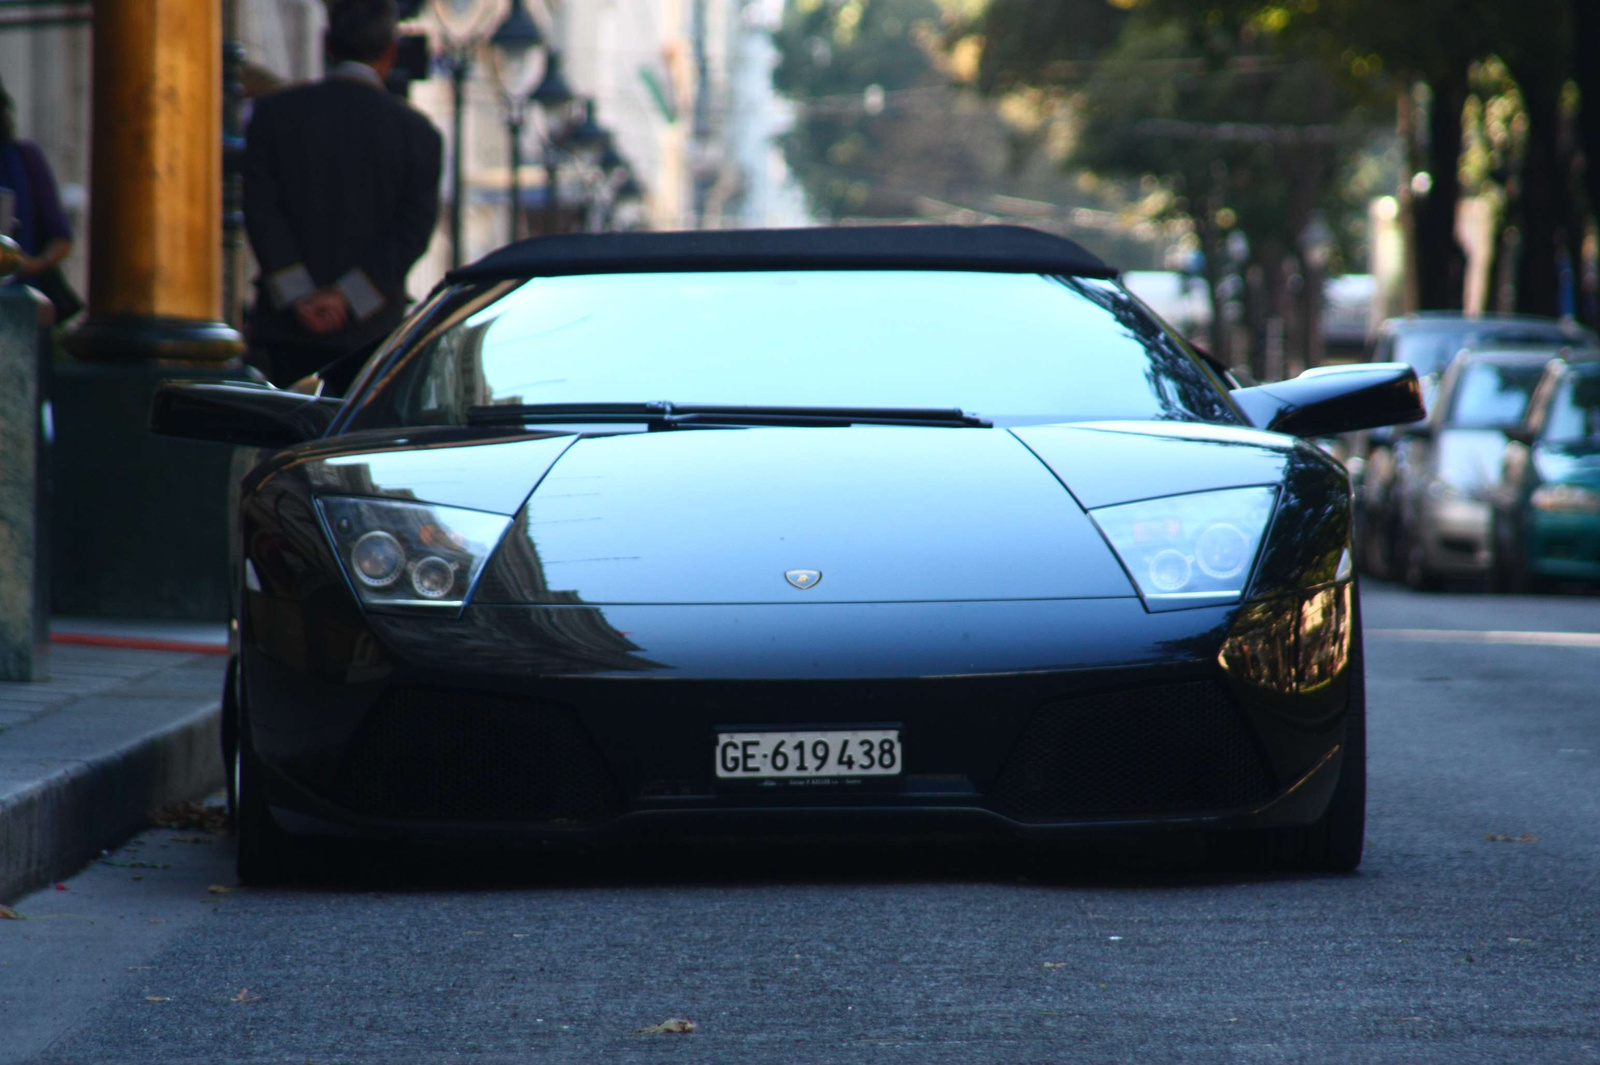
6 581 1599 1063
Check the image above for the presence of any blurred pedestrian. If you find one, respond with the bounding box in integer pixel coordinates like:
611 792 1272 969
242 0 442 386
0 75 79 324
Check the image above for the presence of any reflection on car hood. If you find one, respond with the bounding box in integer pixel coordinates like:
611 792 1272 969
478 425 1140 605
1535 442 1600 486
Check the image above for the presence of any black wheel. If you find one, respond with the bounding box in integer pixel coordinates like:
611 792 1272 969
221 656 240 820
1401 528 1441 591
1211 597 1367 873
1496 521 1549 594
1490 516 1518 593
233 670 297 885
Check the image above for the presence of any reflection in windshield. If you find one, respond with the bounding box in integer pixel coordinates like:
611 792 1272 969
1447 362 1546 429
346 271 1239 430
1544 370 1600 443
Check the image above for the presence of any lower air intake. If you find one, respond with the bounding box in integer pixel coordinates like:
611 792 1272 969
988 681 1274 822
338 688 621 823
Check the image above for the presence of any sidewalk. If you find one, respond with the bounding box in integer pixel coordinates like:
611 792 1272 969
0 619 228 902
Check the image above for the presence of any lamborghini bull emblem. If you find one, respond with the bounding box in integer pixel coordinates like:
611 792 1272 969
785 569 822 590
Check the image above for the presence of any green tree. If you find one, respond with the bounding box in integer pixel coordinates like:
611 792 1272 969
771 0 954 218
966 2 1377 374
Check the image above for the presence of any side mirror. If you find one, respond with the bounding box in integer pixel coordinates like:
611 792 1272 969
1230 362 1425 438
150 381 342 448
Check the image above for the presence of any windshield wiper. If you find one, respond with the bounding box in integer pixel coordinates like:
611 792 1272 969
465 402 991 429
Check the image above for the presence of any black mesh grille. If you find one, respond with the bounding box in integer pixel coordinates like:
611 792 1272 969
988 681 1275 822
337 688 622 823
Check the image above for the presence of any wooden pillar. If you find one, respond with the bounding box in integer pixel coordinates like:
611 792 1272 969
64 0 243 361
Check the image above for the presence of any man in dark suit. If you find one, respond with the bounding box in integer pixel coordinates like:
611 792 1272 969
243 0 443 386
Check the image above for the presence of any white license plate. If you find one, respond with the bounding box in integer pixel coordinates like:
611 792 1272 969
715 730 902 779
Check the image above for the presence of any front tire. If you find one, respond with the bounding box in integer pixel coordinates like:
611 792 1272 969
233 673 297 885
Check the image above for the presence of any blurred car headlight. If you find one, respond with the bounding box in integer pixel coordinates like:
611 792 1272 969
1089 486 1277 608
1530 484 1600 514
316 496 510 610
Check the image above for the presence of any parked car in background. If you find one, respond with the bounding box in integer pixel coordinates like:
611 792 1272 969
1351 313 1595 578
1388 347 1561 589
1492 351 1600 591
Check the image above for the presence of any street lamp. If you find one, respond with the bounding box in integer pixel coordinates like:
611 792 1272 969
488 0 544 243
431 0 511 267
529 53 576 236
564 98 609 161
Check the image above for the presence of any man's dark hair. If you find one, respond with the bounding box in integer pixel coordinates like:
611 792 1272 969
326 0 400 64
0 76 15 147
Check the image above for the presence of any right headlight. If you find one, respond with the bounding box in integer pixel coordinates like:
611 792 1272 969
316 496 511 611
1089 486 1278 609
1530 484 1600 514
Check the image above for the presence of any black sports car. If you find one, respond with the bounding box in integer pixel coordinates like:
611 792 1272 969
154 226 1424 881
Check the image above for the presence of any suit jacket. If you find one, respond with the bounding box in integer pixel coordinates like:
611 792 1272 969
243 69 443 352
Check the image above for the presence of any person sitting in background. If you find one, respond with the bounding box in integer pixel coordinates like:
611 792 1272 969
242 0 442 387
0 75 75 319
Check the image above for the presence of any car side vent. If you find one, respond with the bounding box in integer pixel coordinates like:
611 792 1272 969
337 688 623 824
989 681 1275 822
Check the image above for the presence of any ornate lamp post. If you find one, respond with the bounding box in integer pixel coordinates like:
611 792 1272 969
487 0 544 243
528 51 575 236
431 0 509 267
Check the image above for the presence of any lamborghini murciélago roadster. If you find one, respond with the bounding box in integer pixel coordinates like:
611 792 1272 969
153 226 1425 881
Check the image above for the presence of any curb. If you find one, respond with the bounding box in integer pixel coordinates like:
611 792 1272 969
0 702 223 903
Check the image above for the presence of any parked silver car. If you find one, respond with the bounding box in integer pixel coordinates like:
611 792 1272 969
1352 314 1594 578
1392 346 1565 588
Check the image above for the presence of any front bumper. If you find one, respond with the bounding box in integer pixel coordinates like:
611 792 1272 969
1419 496 1493 576
241 596 1355 843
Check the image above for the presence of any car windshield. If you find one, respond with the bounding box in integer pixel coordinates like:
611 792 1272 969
1392 332 1471 379
1445 361 1548 429
1544 370 1600 443
342 270 1239 430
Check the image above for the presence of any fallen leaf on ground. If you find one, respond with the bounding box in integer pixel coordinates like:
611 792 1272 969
207 884 232 895
144 996 170 1003
637 1018 696 1035
0 905 20 920
149 799 230 833
232 988 259 1003
54 884 67 891
1043 962 1065 969
1485 832 1539 843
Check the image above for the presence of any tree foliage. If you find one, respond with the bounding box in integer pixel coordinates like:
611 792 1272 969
965 1 1380 372
771 0 960 218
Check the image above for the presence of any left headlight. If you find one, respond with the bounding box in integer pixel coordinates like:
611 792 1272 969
1089 486 1278 609
316 496 511 611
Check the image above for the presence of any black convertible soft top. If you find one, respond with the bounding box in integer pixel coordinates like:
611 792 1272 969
446 225 1117 283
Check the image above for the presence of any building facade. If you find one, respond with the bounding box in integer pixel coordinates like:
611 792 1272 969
0 0 804 326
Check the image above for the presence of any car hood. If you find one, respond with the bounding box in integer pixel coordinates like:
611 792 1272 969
474 425 1142 605
1534 441 1600 486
